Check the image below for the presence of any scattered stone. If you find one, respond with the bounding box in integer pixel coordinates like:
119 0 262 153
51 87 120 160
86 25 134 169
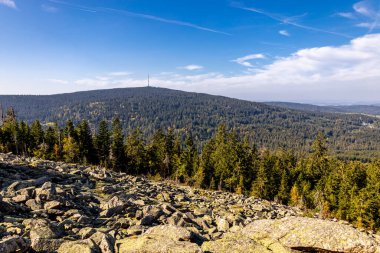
0 236 30 253
216 217 230 232
44 200 62 210
0 153 379 253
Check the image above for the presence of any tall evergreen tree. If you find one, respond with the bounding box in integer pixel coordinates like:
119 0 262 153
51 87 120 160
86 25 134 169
125 128 147 174
77 120 97 164
95 120 111 167
30 120 44 150
110 117 125 171
147 129 166 176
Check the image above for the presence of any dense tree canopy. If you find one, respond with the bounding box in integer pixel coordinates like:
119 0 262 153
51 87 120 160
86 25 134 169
1 115 380 231
1 87 380 161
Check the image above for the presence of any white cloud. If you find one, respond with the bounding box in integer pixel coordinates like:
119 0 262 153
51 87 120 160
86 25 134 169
232 54 266 67
72 34 380 103
0 0 16 9
178 65 204 71
108 71 131 76
279 30 290 36
47 79 69 85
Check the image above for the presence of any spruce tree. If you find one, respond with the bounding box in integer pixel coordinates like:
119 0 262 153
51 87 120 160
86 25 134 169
95 120 111 167
111 117 125 171
125 128 147 174
30 120 44 150
77 120 97 164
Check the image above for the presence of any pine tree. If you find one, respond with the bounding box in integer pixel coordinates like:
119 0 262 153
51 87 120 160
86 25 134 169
147 129 166 176
199 139 215 189
125 128 147 174
62 136 80 163
44 126 58 160
178 134 198 184
30 120 44 150
110 117 125 171
17 121 31 155
77 120 97 164
63 120 77 139
250 157 269 198
95 120 111 167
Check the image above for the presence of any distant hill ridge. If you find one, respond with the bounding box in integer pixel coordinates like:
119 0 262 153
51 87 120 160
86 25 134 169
265 101 380 116
1 87 380 160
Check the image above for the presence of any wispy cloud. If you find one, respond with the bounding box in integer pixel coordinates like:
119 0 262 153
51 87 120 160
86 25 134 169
0 0 16 9
353 1 375 17
337 12 356 19
41 4 58 13
47 79 69 85
339 1 380 32
49 0 229 35
178 65 204 71
236 5 351 38
279 30 290 36
232 54 265 67
354 0 380 32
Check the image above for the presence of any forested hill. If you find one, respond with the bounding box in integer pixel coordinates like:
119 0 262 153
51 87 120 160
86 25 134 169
1 87 380 159
265 101 380 116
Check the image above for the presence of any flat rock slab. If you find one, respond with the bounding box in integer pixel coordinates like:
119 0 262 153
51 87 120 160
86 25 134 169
242 216 380 253
116 235 202 253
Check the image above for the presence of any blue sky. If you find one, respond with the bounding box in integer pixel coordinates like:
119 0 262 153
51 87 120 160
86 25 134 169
1 0 380 104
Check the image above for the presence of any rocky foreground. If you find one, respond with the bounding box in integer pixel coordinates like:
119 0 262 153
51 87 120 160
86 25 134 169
0 153 379 253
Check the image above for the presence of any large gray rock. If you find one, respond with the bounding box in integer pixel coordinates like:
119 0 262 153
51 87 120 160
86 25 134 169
57 239 100 253
35 182 57 201
29 219 62 240
144 225 192 241
242 217 380 253
0 236 30 253
116 225 202 253
29 219 64 252
116 235 202 253
201 232 289 253
90 231 115 253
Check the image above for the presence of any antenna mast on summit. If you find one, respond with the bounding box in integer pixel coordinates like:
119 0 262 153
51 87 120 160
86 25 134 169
148 74 150 87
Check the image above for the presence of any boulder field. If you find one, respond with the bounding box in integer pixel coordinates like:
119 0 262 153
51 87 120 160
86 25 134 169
0 153 379 252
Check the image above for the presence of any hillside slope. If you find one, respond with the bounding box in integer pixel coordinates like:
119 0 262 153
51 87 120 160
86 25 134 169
1 87 380 159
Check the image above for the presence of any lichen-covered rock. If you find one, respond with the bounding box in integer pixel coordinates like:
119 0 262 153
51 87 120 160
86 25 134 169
144 225 192 241
57 239 100 253
0 236 30 253
29 219 62 240
90 231 115 253
116 225 202 253
31 238 65 252
201 233 285 253
242 216 380 253
116 235 202 253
